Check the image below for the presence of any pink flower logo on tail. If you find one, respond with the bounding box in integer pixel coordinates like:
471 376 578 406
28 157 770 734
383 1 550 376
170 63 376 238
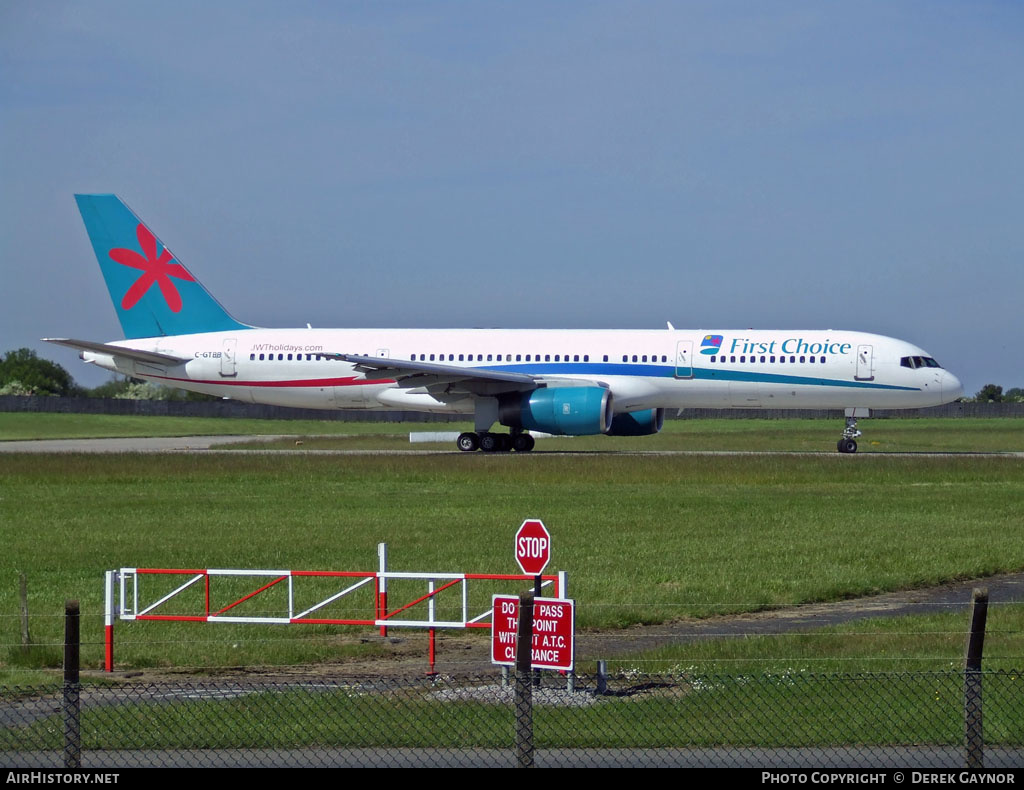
108 224 195 312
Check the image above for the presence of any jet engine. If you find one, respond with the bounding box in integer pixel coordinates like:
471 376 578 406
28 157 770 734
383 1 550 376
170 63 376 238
606 408 665 436
499 387 613 436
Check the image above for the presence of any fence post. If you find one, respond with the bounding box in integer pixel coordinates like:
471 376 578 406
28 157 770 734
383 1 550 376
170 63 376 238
559 571 575 693
19 573 30 651
514 590 535 768
378 542 388 637
63 599 81 770
104 570 116 672
964 587 988 771
596 660 608 696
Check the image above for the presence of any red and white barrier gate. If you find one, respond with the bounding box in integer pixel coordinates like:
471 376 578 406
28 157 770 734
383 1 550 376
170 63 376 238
103 543 565 674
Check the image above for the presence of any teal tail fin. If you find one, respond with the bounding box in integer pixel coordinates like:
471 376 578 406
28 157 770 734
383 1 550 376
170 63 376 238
75 194 249 339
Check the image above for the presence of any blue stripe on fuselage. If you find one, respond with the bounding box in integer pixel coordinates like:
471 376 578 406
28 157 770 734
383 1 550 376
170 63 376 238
470 362 918 391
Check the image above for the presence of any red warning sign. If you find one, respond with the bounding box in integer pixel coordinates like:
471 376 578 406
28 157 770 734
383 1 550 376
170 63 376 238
491 595 575 671
515 519 550 575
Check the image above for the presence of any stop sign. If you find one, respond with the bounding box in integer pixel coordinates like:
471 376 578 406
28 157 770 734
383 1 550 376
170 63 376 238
515 519 551 575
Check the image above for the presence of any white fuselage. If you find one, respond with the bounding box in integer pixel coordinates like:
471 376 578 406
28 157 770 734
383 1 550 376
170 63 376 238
82 327 962 415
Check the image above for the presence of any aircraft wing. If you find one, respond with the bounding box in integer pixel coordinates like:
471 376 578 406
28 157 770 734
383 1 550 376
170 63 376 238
43 338 191 366
329 353 607 399
329 353 538 386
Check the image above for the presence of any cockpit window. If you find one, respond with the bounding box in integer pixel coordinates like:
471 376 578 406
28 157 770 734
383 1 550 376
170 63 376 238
900 356 942 369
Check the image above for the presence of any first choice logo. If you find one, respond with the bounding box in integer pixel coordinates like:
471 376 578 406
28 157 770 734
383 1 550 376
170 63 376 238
727 337 853 356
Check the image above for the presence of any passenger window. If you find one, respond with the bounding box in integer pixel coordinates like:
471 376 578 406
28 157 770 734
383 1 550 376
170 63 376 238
545 354 550 362
622 355 628 362
642 355 648 362
800 356 806 363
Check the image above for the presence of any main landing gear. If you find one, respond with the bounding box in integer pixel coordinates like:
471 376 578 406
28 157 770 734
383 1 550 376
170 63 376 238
456 431 535 453
837 416 862 454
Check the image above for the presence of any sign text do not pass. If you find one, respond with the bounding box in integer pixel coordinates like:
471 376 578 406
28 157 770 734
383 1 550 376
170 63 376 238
491 595 575 671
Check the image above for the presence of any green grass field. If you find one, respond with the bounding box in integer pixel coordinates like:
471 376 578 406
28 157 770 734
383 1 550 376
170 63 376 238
0 412 440 441
0 411 1022 680
7 670 1022 750
608 608 1024 674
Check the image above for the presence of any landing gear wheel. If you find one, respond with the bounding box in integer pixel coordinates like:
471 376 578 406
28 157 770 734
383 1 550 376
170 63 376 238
457 432 479 452
497 434 512 452
837 415 863 454
479 433 500 452
512 433 535 452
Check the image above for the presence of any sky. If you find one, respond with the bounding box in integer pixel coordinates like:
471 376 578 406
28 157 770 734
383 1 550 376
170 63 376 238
2 1 1022 395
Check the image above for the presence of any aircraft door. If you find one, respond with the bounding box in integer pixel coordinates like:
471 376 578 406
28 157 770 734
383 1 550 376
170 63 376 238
220 338 238 377
855 345 874 381
674 341 693 379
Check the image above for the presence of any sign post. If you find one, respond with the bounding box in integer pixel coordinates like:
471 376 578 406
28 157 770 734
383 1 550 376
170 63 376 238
515 518 552 686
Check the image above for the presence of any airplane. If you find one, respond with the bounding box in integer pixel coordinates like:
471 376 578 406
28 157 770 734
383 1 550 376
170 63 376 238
46 194 963 454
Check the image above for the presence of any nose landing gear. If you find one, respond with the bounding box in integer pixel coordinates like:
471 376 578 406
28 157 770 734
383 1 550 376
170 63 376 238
837 416 862 454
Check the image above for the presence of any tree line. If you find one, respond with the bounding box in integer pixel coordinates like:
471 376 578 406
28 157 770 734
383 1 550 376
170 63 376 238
0 348 214 401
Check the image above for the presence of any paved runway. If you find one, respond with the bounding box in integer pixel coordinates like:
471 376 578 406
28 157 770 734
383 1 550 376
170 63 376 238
0 435 290 453
1 435 1022 457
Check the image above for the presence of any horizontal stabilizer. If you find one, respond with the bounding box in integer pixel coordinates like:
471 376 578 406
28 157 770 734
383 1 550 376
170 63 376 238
43 338 190 366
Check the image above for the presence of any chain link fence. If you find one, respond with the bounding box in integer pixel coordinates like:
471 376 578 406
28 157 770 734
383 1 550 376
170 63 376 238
2 670 1023 768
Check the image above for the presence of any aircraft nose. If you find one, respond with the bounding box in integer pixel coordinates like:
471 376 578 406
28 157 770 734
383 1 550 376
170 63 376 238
942 370 964 402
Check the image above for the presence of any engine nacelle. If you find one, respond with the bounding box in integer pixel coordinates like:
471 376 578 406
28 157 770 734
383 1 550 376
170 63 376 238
499 387 613 436
606 408 665 436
